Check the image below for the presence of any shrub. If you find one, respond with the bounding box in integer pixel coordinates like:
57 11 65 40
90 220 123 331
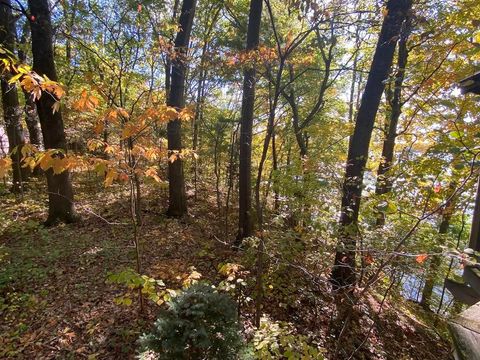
139 283 243 359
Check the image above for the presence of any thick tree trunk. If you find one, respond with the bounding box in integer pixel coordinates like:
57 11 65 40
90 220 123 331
331 0 411 289
375 16 412 227
421 184 456 310
1 0 28 193
28 0 77 225
166 0 196 217
165 0 180 100
236 0 263 243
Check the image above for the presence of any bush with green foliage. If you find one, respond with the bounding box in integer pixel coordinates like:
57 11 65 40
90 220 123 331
251 316 324 359
139 283 243 359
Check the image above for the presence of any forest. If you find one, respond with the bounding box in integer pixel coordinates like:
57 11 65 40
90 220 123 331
1 0 480 358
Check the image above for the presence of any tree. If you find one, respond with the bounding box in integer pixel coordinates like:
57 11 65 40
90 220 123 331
28 0 77 224
0 0 28 193
18 21 43 153
375 15 412 227
420 182 456 311
166 0 197 217
236 0 263 243
331 0 412 289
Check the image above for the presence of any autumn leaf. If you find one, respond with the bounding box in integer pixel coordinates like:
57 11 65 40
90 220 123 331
51 157 67 175
144 167 161 182
93 121 105 135
21 75 42 100
0 157 12 177
117 107 130 119
52 101 61 114
104 168 118 187
73 89 100 112
415 254 428 264
41 77 65 99
179 107 194 122
39 152 54 171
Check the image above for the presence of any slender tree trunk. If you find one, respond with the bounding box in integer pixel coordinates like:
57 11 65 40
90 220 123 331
272 130 279 211
420 213 451 310
468 175 480 252
331 0 411 289
421 183 456 310
166 0 196 217
236 0 263 244
192 44 207 200
28 0 77 225
225 124 239 240
375 16 412 227
62 0 78 63
1 0 28 193
18 22 43 160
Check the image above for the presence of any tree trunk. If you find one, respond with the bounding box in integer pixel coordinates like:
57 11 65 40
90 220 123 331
375 15 412 227
468 175 480 252
166 0 196 217
165 0 181 100
236 0 263 244
1 0 28 193
18 22 43 153
421 183 456 310
331 0 411 289
28 0 77 225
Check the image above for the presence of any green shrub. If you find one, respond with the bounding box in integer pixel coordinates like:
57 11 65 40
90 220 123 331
139 283 243 359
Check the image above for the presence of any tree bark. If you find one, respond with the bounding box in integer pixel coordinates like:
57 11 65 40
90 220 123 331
375 16 412 227
421 183 456 310
166 0 196 217
331 0 411 289
165 0 180 100
0 0 28 193
28 0 77 224
468 175 480 252
236 0 263 243
18 22 43 152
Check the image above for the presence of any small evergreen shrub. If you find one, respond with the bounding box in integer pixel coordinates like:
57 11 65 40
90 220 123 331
139 283 243 359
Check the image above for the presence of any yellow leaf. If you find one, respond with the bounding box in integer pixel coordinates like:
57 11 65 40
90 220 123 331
52 101 61 114
161 106 178 122
0 157 12 177
20 75 42 100
51 157 67 175
39 152 54 171
22 156 36 171
144 167 161 182
104 168 118 187
8 72 22 84
179 107 194 122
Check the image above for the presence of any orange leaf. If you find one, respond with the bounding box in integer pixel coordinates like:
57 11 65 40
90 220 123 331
415 254 428 264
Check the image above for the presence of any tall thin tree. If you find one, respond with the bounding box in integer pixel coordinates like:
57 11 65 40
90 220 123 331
18 21 43 152
331 0 412 289
375 15 412 227
28 0 77 224
0 0 28 193
166 0 197 217
420 182 456 310
236 0 263 243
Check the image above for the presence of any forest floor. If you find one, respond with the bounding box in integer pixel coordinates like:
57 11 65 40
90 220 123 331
0 176 452 359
